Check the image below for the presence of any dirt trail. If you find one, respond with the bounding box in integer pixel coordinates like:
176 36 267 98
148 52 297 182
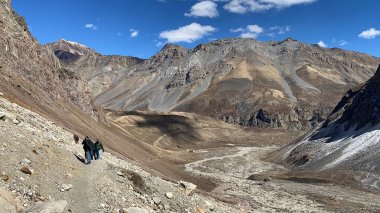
70 157 107 212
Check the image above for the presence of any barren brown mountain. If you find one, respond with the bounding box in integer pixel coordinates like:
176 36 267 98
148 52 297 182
48 38 380 131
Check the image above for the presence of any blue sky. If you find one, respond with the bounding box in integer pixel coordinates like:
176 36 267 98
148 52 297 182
12 0 380 58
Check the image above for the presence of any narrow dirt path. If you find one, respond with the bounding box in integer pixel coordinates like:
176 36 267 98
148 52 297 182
70 160 106 213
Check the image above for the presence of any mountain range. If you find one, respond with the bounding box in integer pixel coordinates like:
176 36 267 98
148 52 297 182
47 38 380 131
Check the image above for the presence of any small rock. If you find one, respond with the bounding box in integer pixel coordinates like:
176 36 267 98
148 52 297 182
153 196 161 205
22 158 32 164
59 184 72 192
247 174 272 182
198 207 205 213
37 195 46 202
117 171 125 177
12 118 20 125
26 200 68 213
165 192 173 199
0 172 9 181
179 181 197 195
204 200 214 211
20 166 33 175
125 207 149 213
0 112 5 121
0 92 4 96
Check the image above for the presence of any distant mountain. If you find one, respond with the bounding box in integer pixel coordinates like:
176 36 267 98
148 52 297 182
61 38 378 130
47 38 380 131
46 39 97 61
282 65 380 189
46 40 144 96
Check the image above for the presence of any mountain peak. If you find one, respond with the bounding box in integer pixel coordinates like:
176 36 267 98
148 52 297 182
46 39 97 60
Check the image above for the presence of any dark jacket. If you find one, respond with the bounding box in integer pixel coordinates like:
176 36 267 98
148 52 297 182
82 138 95 152
95 141 104 151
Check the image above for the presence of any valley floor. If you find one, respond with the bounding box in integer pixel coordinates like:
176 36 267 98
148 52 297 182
1 94 380 212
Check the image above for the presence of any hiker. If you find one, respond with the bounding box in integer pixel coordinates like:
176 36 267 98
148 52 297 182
73 134 79 144
94 139 104 160
82 136 95 164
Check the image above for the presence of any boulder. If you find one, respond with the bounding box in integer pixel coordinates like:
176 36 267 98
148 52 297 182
0 188 23 213
26 200 68 213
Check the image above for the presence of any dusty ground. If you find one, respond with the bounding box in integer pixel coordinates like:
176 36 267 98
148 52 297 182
2 94 380 212
184 146 380 212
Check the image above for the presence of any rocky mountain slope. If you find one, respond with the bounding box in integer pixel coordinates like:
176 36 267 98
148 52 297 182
0 94 240 213
46 40 144 97
0 0 101 120
1 0 205 185
49 37 380 130
280 65 380 190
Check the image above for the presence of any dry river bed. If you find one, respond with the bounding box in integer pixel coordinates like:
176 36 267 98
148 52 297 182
183 145 380 212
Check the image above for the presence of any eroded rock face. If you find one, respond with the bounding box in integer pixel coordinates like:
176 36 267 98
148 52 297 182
322 65 380 131
0 0 102 121
281 65 380 189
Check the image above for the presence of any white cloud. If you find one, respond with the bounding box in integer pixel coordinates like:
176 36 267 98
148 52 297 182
332 38 348 46
358 28 380 39
222 0 317 14
159 23 216 43
185 1 219 18
85 23 98 30
130 29 139 38
338 40 348 46
231 24 263 38
317 40 327 48
269 25 291 35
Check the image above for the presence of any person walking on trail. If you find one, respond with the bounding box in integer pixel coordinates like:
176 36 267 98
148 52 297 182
94 140 104 160
82 136 95 164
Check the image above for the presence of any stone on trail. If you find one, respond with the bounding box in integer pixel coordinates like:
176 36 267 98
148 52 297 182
26 200 68 213
20 166 33 175
0 111 6 121
178 181 197 195
125 207 149 213
153 196 161 205
12 118 20 125
165 192 173 199
59 184 73 192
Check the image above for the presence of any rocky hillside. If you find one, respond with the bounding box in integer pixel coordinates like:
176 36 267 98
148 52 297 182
281 65 380 190
0 0 182 180
0 0 102 120
50 37 380 130
46 40 144 97
0 93 240 213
